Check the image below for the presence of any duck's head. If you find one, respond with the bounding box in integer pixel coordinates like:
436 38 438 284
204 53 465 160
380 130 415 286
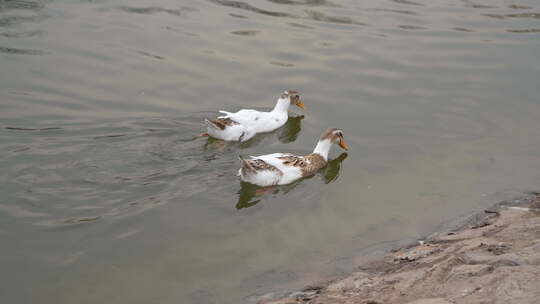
280 90 305 109
321 128 349 150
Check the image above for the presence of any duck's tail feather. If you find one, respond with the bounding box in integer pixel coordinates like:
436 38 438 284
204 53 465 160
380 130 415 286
239 155 255 174
218 110 232 118
204 118 220 130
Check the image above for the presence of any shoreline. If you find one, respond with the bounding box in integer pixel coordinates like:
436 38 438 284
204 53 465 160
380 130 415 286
260 192 540 304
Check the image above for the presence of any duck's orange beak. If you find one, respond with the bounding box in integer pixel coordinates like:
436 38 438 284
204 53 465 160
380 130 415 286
338 137 349 150
295 100 305 110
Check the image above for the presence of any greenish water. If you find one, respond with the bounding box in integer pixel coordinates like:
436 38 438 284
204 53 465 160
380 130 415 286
1 0 540 303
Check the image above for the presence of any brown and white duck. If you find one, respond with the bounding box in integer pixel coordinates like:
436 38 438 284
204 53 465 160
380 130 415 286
238 128 349 186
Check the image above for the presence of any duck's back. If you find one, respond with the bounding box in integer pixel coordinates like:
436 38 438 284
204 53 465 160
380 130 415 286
221 109 288 133
255 153 303 185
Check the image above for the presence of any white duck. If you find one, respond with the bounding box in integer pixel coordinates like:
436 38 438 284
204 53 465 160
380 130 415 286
203 91 305 142
238 128 349 186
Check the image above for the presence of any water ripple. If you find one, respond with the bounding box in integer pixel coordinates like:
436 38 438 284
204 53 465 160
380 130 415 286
0 0 45 11
397 24 427 30
5 126 62 131
462 0 497 9
0 14 47 27
392 0 423 6
231 30 260 36
117 6 183 16
229 13 248 18
288 22 314 29
508 4 533 10
210 0 367 26
507 28 540 33
265 0 338 7
304 9 367 26
0 30 43 38
269 61 295 67
452 27 475 32
137 50 165 60
371 8 417 15
0 46 44 55
208 0 296 17
485 12 540 20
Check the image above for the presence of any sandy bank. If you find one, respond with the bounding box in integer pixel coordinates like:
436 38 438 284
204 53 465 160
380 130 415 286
263 193 540 304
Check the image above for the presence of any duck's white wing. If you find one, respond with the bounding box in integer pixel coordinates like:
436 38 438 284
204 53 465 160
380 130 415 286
218 109 268 127
253 153 291 161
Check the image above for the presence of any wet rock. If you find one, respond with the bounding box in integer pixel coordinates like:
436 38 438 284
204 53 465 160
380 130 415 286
326 271 370 291
394 244 440 262
406 298 452 304
480 242 511 255
445 264 494 281
460 252 522 267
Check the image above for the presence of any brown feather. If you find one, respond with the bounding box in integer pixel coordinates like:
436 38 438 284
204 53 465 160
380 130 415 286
320 128 343 140
210 117 238 130
240 156 283 175
278 153 327 177
300 153 327 177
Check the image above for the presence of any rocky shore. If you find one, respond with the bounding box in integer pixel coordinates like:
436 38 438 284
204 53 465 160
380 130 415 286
263 192 540 304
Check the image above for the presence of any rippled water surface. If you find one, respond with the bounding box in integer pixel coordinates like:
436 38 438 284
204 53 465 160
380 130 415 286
1 0 540 303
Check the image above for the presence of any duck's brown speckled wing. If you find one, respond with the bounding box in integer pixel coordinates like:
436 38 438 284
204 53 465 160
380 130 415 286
240 156 283 175
277 154 307 167
278 153 327 177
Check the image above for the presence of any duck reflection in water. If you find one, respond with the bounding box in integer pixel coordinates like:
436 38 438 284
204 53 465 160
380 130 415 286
235 152 348 209
203 115 304 150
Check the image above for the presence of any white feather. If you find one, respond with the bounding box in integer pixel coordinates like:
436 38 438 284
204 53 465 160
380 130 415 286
239 168 282 187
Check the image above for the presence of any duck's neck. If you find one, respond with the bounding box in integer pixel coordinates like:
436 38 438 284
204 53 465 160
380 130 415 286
313 139 332 161
272 98 290 114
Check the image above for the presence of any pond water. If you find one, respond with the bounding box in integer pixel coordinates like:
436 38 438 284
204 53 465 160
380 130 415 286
1 0 540 303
